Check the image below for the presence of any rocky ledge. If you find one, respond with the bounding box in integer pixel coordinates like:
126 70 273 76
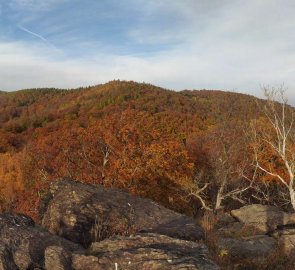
3 179 295 269
0 179 219 270
41 178 204 247
215 204 295 267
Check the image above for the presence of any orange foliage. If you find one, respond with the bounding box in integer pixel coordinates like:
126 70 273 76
251 117 290 183
0 81 267 217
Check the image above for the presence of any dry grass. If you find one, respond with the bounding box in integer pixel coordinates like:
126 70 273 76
199 211 219 237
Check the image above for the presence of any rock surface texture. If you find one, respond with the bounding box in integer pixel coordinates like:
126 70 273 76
41 178 204 247
218 235 277 262
0 179 220 269
231 204 295 233
74 233 219 270
5 179 295 269
215 204 295 267
0 213 83 270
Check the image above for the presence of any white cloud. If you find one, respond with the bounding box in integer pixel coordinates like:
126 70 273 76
8 0 64 11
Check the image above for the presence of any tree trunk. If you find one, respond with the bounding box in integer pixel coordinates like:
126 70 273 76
215 192 223 211
215 182 225 210
289 185 295 211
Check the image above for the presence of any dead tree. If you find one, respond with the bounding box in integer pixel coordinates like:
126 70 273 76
252 86 295 210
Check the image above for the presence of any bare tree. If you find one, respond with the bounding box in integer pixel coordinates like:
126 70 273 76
252 86 295 210
188 118 254 211
210 121 256 210
186 170 212 211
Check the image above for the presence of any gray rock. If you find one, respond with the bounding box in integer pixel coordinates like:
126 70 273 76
41 179 204 247
0 179 222 270
44 246 72 270
231 204 295 233
217 222 246 237
218 235 277 262
215 213 236 228
72 233 219 270
13 241 32 270
0 244 18 270
0 213 83 269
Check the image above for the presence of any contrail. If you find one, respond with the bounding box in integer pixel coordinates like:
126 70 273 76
17 24 50 44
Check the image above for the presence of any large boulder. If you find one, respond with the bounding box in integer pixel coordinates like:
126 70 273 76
0 213 219 270
217 235 277 263
44 246 72 270
73 233 220 270
41 179 204 247
0 213 83 269
231 204 295 234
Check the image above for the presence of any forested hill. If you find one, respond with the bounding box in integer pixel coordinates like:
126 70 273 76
0 80 261 218
0 81 258 144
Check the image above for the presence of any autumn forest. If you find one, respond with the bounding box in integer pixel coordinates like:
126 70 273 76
0 80 294 220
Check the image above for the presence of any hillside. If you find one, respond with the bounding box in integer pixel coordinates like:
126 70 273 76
0 81 264 217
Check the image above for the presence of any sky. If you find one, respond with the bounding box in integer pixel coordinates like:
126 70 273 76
0 0 295 104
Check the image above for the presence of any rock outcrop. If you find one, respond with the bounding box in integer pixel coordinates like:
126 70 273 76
0 212 219 270
5 180 295 269
214 204 295 267
231 204 295 233
41 179 204 247
8 179 295 269
217 235 277 263
74 233 219 270
0 179 220 270
0 213 83 269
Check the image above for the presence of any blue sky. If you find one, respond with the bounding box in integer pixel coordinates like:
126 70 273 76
1 0 295 104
